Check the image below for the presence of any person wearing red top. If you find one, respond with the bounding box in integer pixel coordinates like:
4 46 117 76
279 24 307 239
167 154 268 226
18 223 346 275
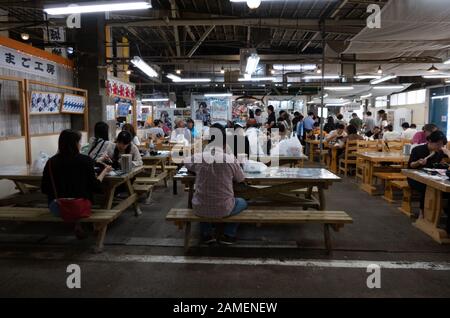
412 124 438 145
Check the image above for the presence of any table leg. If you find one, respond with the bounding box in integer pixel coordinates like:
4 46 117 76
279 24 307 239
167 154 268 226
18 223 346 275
14 181 30 194
161 159 168 188
330 148 337 174
188 182 194 209
360 160 377 195
318 186 326 211
103 187 116 210
173 178 178 195
125 179 142 216
414 186 450 244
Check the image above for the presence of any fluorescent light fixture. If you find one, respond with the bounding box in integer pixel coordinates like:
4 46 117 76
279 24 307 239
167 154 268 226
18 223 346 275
238 77 276 82
166 73 211 83
326 102 351 106
431 95 450 100
245 53 260 77
444 58 450 65
204 93 232 97
324 86 354 91
360 93 372 99
373 85 405 90
131 56 158 78
370 74 397 85
44 1 151 15
303 75 340 80
142 98 169 102
272 64 316 71
354 75 381 80
422 75 450 79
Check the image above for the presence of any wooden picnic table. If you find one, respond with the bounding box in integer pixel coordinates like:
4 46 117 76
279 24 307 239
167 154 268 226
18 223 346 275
174 167 341 211
357 152 409 195
0 165 145 215
402 169 450 244
305 139 328 162
249 154 308 168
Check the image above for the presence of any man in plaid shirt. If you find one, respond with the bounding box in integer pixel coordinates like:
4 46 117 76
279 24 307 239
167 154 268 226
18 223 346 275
184 124 248 244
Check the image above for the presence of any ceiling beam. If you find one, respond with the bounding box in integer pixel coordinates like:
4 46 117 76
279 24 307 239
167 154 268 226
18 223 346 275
106 18 365 28
169 0 181 56
187 25 215 58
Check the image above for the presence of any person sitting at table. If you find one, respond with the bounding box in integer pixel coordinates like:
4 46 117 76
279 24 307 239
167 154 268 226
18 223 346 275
307 122 328 140
323 116 336 134
246 118 266 157
325 123 347 145
170 118 192 145
382 124 401 141
184 124 248 244
41 129 112 238
407 130 450 233
400 122 417 141
365 126 382 140
412 123 438 145
331 125 363 165
147 120 165 139
104 131 143 169
85 121 114 161
228 123 250 162
186 118 201 139
122 123 141 146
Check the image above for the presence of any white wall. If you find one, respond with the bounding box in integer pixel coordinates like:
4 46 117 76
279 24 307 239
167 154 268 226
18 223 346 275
0 137 27 198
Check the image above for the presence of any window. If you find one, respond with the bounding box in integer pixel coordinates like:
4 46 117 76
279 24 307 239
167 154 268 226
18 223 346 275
375 96 387 108
389 89 426 106
390 94 398 106
397 92 406 105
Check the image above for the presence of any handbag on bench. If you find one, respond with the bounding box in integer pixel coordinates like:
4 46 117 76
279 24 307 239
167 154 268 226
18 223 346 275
48 159 92 223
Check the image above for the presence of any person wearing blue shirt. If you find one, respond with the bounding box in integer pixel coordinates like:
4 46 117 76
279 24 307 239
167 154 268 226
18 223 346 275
296 114 304 141
187 118 200 139
304 112 315 132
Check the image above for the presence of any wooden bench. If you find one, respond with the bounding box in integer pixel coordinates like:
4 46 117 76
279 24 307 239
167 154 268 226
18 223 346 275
135 171 168 187
0 206 121 252
133 184 154 204
166 208 353 254
373 172 406 197
387 180 414 217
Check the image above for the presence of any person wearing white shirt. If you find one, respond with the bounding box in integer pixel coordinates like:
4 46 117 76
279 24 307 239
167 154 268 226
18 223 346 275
122 123 141 146
400 122 417 141
382 125 401 141
170 118 192 144
245 119 265 156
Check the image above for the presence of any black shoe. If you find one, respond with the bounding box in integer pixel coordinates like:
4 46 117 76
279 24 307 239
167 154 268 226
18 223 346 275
218 234 237 245
201 235 216 244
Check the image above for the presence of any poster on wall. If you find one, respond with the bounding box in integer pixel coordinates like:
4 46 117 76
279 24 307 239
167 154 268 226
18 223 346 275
29 91 61 115
191 95 231 125
61 93 86 114
106 105 116 121
117 103 131 117
156 108 174 131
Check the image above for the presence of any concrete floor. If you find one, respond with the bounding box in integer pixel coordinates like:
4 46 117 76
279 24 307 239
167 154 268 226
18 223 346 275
0 165 450 297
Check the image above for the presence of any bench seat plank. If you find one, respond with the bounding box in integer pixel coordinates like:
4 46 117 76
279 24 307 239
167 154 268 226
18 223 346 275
167 208 352 254
167 209 352 223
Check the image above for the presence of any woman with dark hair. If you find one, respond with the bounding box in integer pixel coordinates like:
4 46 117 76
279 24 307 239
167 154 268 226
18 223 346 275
104 131 143 169
323 116 335 133
122 123 141 146
85 121 114 161
41 129 112 238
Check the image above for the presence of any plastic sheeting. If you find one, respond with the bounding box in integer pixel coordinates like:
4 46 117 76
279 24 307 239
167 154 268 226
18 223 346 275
344 0 450 54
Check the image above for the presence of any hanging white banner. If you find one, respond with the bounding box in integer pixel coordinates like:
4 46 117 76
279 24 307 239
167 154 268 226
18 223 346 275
0 45 58 79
